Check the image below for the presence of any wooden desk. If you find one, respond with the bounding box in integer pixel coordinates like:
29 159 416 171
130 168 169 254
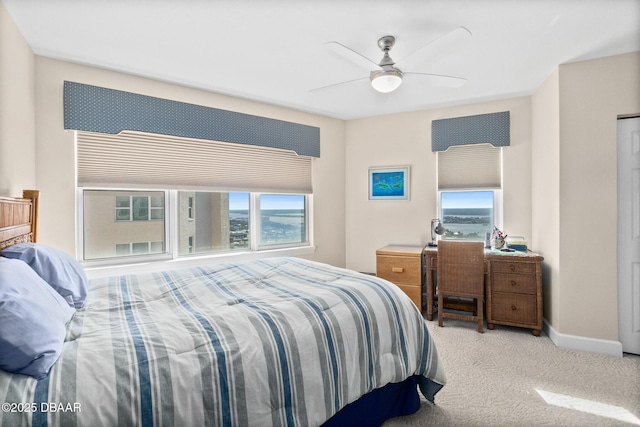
424 246 544 336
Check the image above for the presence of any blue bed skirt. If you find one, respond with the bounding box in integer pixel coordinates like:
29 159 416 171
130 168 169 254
322 375 423 426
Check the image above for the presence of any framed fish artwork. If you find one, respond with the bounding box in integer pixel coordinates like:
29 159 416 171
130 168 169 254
368 166 410 200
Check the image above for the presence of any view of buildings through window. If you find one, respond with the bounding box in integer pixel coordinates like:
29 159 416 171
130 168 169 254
440 191 494 242
83 190 166 260
82 190 307 261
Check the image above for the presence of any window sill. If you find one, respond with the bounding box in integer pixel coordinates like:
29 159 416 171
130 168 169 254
83 245 316 280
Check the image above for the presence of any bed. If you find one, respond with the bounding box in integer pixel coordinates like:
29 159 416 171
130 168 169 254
0 190 446 426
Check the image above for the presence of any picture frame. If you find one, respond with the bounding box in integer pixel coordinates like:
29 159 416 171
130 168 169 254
368 166 410 200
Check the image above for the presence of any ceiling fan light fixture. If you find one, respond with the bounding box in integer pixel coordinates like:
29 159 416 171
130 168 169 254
370 69 403 93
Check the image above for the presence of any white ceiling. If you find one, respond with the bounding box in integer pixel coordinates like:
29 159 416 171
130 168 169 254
3 0 639 120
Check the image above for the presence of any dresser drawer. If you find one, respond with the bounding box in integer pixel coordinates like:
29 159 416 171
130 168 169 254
491 292 537 325
491 261 535 275
395 283 421 308
491 273 536 294
376 255 421 285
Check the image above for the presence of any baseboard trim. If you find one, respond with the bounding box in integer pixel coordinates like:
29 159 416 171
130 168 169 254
543 320 623 357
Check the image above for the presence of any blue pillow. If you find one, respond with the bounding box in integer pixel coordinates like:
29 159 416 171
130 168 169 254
0 257 75 379
1 243 88 308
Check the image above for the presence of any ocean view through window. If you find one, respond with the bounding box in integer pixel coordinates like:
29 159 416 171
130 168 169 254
440 191 494 242
259 194 307 246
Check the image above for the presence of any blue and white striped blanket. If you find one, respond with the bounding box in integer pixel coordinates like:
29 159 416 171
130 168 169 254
0 257 445 426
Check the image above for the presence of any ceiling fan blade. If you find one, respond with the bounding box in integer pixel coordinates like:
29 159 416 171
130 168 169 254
404 72 467 88
309 76 370 93
325 41 382 70
397 26 472 68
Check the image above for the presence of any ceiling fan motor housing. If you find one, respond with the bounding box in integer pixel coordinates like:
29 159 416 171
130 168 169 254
370 35 403 92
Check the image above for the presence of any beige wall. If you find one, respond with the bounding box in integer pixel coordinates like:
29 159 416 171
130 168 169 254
31 56 347 267
531 69 561 329
531 52 640 343
345 96 533 274
0 2 36 196
556 52 640 341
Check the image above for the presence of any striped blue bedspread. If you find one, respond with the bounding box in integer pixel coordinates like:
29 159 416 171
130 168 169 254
0 257 445 426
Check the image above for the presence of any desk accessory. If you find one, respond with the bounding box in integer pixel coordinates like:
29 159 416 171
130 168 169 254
428 218 445 246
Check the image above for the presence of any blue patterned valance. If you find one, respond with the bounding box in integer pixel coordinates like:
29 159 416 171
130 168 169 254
431 111 510 152
63 81 320 157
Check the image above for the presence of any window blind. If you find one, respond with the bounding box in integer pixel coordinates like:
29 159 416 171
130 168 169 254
437 143 502 189
76 130 312 193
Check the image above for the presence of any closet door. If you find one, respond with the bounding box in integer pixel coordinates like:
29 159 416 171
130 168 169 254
617 117 640 355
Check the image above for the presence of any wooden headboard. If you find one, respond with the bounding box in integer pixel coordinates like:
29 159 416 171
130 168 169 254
0 190 40 250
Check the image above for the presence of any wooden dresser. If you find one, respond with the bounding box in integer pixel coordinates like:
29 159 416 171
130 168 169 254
485 251 544 336
376 245 423 309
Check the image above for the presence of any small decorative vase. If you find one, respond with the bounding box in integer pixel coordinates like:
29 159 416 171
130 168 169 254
494 237 505 249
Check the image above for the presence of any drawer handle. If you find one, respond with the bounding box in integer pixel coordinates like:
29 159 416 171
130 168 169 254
392 267 404 273
511 280 517 286
511 305 517 311
509 264 516 271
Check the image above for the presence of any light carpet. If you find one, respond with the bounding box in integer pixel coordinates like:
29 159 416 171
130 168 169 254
384 318 640 426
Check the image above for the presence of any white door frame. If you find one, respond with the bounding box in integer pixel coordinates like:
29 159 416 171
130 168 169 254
617 116 640 355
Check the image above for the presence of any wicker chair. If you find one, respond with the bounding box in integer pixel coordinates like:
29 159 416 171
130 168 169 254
437 240 485 333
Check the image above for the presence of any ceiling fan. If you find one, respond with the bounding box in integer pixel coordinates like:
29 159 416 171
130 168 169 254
313 27 471 94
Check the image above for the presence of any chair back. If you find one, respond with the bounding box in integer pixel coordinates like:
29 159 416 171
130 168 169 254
437 240 485 298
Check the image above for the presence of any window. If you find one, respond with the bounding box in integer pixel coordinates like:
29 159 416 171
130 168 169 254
439 191 497 242
229 193 250 249
77 130 313 264
177 191 250 256
115 243 130 256
83 190 166 260
436 143 503 243
187 196 194 220
115 241 164 256
81 189 309 262
259 194 307 247
115 195 164 221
